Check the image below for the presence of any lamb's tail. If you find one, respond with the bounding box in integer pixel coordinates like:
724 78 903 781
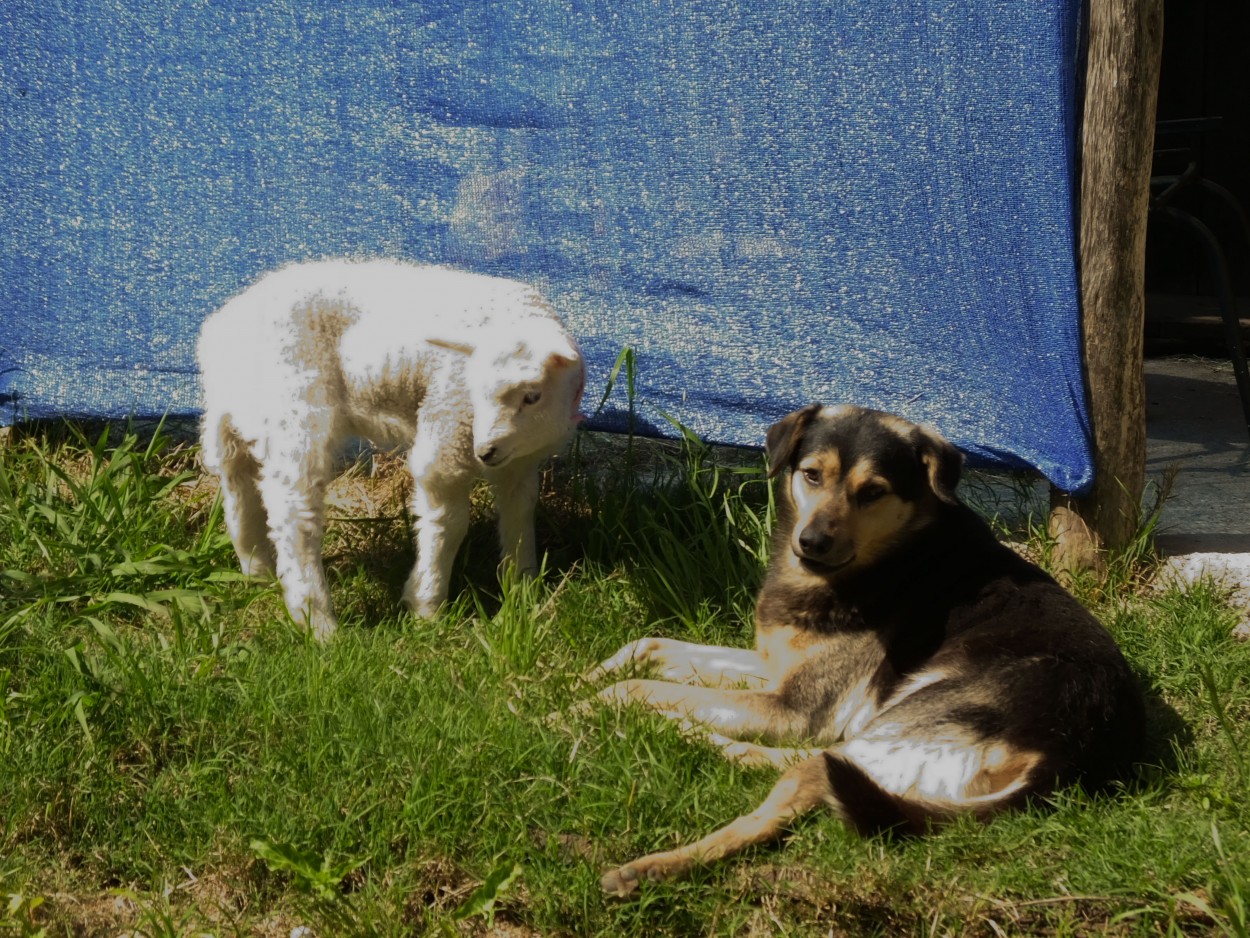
200 411 252 476
823 752 1034 837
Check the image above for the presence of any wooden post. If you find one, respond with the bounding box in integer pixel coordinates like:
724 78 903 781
1049 0 1165 573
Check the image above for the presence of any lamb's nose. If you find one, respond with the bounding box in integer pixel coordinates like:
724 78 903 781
477 445 499 465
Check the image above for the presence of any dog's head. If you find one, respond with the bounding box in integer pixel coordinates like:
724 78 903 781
765 404 963 576
432 320 585 469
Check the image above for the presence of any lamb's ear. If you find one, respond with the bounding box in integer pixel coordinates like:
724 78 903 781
913 424 963 504
765 404 821 478
544 333 583 370
426 337 474 355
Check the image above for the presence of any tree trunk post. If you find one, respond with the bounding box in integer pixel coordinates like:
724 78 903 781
1050 0 1165 574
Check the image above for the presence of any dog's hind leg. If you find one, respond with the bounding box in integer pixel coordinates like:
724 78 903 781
600 754 831 896
587 638 771 687
827 683 1045 834
203 413 275 577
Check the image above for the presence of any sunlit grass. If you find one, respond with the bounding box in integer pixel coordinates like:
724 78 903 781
0 419 1247 936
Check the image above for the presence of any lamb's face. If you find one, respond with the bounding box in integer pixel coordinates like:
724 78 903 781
469 330 584 469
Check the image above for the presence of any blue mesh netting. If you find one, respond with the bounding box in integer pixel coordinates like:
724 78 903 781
0 0 1093 492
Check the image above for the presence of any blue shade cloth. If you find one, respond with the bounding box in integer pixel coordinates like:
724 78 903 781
0 0 1093 492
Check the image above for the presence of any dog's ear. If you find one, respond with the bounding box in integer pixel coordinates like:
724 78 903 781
426 337 474 355
913 424 963 504
765 405 821 478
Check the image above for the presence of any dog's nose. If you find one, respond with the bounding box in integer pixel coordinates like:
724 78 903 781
798 527 834 558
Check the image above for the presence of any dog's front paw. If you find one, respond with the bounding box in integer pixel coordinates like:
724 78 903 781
543 697 591 732
600 856 680 897
583 637 663 684
600 863 643 898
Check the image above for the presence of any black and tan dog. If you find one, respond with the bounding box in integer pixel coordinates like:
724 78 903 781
587 404 1144 897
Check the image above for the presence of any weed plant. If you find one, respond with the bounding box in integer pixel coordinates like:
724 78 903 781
0 416 1247 937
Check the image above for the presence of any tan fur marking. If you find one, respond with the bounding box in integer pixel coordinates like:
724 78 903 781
972 746 1041 797
844 460 886 491
757 623 829 663
879 413 917 438
853 493 917 561
796 449 843 483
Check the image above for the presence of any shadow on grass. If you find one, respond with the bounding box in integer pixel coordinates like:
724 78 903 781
1137 675 1193 779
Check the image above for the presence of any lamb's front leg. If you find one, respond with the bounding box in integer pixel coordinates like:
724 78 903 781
488 455 543 577
403 465 476 620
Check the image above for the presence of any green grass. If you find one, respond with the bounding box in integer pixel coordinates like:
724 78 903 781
0 420 1247 937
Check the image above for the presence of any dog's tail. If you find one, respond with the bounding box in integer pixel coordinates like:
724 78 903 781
823 752 1034 837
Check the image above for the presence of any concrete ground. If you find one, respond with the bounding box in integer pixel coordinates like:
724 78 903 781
1146 355 1250 637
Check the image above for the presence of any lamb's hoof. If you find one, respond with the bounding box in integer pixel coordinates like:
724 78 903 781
600 864 642 898
402 593 443 621
307 611 338 643
238 559 275 580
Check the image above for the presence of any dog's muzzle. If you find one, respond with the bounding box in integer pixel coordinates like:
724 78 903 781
794 525 854 572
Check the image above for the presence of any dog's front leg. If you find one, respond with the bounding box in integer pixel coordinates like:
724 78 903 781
598 680 808 743
695 731 826 769
600 754 831 897
487 455 542 577
587 637 771 687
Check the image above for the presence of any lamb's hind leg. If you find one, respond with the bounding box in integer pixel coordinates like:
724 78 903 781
256 436 337 641
202 413 275 577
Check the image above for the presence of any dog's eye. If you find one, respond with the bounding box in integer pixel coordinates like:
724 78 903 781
800 468 821 486
857 484 888 504
522 390 543 407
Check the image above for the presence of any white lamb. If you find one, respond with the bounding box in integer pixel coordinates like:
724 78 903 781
197 258 585 640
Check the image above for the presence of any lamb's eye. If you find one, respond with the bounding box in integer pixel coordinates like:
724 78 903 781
800 467 821 486
522 390 543 407
857 484 887 505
